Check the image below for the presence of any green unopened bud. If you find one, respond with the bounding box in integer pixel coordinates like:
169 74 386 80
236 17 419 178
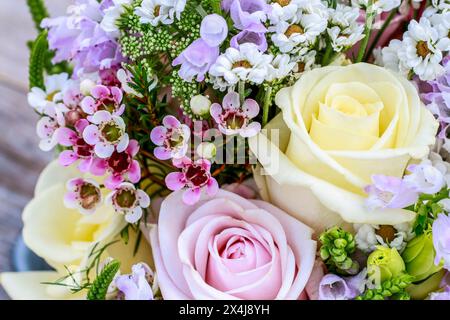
320 247 330 260
402 233 442 282
334 238 347 249
196 142 216 159
190 94 211 117
368 246 405 283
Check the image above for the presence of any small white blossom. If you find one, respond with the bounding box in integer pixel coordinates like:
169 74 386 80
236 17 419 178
292 50 317 73
27 73 70 113
135 0 186 26
355 223 414 253
378 39 410 76
270 13 327 53
352 0 401 13
208 43 273 88
431 0 450 12
265 54 296 81
268 0 328 24
398 17 450 80
326 5 364 52
101 0 133 36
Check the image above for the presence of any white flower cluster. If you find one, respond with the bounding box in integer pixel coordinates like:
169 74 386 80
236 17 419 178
355 223 414 253
351 0 401 14
378 15 450 80
327 4 364 52
135 0 186 26
208 43 297 91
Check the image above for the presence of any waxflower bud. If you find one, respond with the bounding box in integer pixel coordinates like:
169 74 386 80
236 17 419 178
196 142 217 159
402 232 442 282
190 94 211 117
367 246 405 283
80 79 97 96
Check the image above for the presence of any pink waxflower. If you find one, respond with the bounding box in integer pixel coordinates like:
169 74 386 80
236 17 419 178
165 157 219 205
83 110 129 158
64 178 103 215
90 139 142 189
150 115 190 160
105 182 150 223
81 84 125 117
56 119 98 172
210 91 261 137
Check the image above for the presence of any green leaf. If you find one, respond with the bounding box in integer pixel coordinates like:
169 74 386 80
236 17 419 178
26 0 49 31
28 31 48 90
87 260 121 300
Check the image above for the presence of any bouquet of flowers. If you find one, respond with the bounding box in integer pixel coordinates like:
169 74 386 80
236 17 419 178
1 0 450 301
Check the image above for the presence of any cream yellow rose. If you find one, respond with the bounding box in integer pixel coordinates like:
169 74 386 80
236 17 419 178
249 63 438 233
0 161 153 300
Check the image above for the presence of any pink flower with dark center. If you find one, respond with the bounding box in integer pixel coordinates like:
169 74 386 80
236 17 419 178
64 178 103 215
90 139 142 189
210 91 261 137
105 182 150 223
57 119 96 172
165 157 218 205
81 84 125 117
150 115 191 160
83 110 129 158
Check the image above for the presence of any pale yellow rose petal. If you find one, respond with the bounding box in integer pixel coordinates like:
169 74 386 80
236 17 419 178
249 122 416 233
317 102 382 137
0 271 84 300
34 160 78 196
23 184 125 271
309 115 379 151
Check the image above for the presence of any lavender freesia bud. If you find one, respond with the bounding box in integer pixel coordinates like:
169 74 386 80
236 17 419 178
318 274 357 300
172 39 219 82
230 30 267 52
200 14 228 47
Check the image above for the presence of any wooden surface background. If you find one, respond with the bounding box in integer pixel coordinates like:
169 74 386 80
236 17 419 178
0 0 71 299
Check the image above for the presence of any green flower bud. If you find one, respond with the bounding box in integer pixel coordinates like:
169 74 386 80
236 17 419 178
320 247 330 260
334 238 347 249
402 233 442 282
368 246 405 283
406 269 446 300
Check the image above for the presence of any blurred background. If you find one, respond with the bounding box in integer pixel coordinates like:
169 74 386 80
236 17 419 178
0 0 70 299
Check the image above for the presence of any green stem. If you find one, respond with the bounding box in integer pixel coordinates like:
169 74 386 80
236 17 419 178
321 42 333 66
355 2 375 63
262 86 273 127
210 0 222 15
364 8 397 61
238 80 245 104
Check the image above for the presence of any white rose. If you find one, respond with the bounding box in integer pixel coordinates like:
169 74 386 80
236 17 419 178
0 161 153 299
249 63 438 233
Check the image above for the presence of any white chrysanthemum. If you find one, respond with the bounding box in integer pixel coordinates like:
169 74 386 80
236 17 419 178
352 0 401 13
268 0 328 24
292 50 317 73
431 0 450 12
355 223 414 253
27 73 70 114
398 17 450 80
101 0 132 35
270 13 327 53
208 43 273 87
428 11 450 41
265 54 296 81
326 5 364 52
135 0 186 26
378 39 410 76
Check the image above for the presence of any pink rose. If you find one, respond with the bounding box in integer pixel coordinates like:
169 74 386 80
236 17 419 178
150 189 317 300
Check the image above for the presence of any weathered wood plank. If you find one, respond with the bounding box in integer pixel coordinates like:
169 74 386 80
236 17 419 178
0 0 72 300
